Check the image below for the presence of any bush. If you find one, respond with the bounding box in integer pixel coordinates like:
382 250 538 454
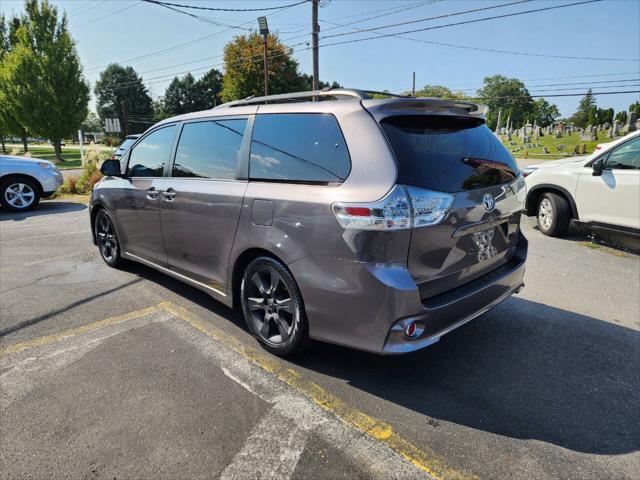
58 176 78 195
83 142 105 167
75 161 103 194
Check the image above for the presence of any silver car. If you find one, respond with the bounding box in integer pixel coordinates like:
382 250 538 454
90 89 527 356
0 155 63 211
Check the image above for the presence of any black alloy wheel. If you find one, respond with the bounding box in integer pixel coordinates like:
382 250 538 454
241 257 309 355
95 210 123 267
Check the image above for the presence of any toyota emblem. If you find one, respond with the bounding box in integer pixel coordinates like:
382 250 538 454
482 194 496 212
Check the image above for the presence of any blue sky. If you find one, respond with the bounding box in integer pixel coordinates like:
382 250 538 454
2 0 639 117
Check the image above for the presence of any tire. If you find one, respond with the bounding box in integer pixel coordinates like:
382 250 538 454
1 177 40 212
240 256 309 356
537 192 571 237
94 209 124 268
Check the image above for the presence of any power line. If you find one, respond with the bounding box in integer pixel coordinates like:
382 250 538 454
322 0 534 40
444 78 640 93
446 71 640 88
74 2 140 29
319 14 633 63
317 0 638 64
142 0 253 30
141 0 310 13
85 0 303 72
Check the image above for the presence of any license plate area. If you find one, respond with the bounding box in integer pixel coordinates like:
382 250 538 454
470 222 509 262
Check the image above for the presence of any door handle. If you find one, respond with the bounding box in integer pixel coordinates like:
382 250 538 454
162 188 176 201
146 187 158 200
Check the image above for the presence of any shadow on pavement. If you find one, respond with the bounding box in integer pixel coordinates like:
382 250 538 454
0 201 86 221
110 261 640 456
295 297 640 456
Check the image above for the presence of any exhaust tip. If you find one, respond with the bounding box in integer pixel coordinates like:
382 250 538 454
514 283 525 294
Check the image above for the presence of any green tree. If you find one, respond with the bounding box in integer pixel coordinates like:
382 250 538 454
196 68 223 108
81 111 102 133
414 84 467 99
298 73 341 91
1 1 89 160
596 107 614 125
615 110 628 124
0 13 29 152
163 73 199 116
629 101 640 116
161 68 223 117
476 75 534 130
94 63 153 136
221 33 306 102
531 98 560 126
570 89 596 128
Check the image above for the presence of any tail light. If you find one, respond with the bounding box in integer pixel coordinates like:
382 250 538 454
332 185 453 231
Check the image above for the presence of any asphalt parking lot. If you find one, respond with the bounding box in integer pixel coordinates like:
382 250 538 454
1 198 639 479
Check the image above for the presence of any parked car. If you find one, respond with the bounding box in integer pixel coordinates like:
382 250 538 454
90 89 527 356
0 155 63 211
111 134 140 162
523 130 640 237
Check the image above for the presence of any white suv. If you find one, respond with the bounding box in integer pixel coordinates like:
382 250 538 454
523 130 639 237
0 155 63 211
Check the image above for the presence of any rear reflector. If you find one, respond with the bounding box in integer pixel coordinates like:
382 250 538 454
344 206 371 217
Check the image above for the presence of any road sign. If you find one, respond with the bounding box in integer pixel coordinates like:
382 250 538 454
104 118 121 133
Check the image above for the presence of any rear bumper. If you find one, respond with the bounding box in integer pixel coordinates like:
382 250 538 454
382 249 526 354
289 235 527 355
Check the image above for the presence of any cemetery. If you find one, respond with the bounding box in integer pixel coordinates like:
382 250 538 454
497 111 639 159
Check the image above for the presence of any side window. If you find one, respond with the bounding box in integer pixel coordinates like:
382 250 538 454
127 125 177 177
173 119 247 180
605 137 640 170
249 113 350 183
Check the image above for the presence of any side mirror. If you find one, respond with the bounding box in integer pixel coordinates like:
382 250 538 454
100 159 122 177
592 160 603 176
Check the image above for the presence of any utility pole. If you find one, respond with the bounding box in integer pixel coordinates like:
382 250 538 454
258 17 270 96
312 0 319 91
412 72 416 97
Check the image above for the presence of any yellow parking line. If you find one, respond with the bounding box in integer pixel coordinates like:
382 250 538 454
163 302 474 480
1 301 474 480
0 303 167 357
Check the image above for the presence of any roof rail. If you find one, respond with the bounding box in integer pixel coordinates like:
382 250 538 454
215 88 372 108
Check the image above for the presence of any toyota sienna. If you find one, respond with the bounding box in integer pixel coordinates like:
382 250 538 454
90 89 527 356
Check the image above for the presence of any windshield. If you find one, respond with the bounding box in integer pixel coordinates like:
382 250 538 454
380 115 519 192
116 138 137 152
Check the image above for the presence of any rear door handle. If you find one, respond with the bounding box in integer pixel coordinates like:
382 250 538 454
162 188 176 201
146 187 158 200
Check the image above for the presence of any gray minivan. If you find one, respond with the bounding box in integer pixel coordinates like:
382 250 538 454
91 89 527 356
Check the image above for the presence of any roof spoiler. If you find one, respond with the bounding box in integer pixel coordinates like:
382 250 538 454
362 97 488 122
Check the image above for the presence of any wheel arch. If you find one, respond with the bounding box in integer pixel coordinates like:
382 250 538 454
525 184 579 220
0 173 44 196
89 201 108 245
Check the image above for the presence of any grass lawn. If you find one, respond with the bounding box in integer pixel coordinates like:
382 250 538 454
4 143 111 169
500 132 607 160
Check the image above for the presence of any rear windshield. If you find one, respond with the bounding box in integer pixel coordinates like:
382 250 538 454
380 115 519 192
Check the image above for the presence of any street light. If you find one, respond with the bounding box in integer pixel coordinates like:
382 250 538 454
258 17 269 96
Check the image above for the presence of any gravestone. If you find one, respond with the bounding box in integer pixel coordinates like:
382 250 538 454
612 120 620 137
623 112 638 133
